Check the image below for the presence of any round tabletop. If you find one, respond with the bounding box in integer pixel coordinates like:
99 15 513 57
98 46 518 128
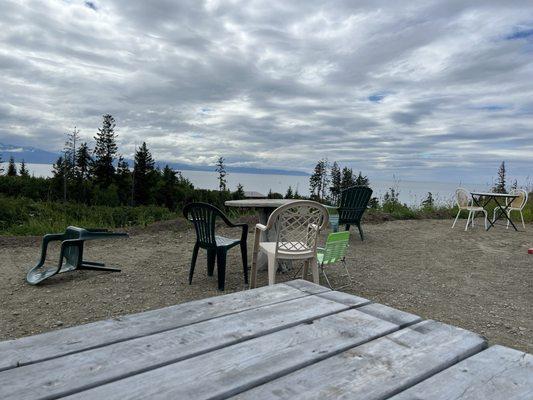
225 199 297 209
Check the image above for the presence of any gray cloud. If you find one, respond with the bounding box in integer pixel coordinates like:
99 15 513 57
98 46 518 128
0 0 532 182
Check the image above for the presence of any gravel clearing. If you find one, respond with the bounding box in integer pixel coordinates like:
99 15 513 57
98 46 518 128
0 218 531 353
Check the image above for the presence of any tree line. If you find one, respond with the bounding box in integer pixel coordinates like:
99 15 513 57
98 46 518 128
0 115 245 210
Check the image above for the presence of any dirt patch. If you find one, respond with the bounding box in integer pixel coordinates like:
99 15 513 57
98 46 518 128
0 218 531 353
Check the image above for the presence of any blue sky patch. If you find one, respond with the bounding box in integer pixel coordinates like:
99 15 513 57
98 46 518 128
506 27 533 40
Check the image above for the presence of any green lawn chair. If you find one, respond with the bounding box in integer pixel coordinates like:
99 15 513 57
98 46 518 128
317 231 352 289
329 186 372 240
26 226 129 285
183 202 248 291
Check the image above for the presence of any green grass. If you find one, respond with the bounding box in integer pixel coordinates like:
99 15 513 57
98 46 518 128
0 196 178 236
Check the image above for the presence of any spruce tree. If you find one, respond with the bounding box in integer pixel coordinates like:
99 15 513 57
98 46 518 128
19 160 30 177
231 183 245 200
7 156 17 176
330 161 341 202
116 155 132 205
159 165 178 209
215 156 227 191
341 167 355 189
76 142 92 180
285 185 294 199
354 171 369 187
0 154 3 174
133 142 155 205
92 114 118 187
493 161 507 193
309 159 328 200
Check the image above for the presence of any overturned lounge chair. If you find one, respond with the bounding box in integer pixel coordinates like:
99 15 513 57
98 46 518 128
26 226 129 285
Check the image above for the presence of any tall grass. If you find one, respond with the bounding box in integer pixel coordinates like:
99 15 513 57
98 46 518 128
0 196 178 236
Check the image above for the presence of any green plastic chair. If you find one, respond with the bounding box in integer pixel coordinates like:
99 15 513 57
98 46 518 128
329 186 372 240
183 202 248 291
26 226 129 285
317 231 352 289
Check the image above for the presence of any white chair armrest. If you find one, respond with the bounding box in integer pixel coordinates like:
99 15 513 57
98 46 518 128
255 223 268 231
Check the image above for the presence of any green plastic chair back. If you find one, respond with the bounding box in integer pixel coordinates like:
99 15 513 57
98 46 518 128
338 186 372 225
317 231 350 265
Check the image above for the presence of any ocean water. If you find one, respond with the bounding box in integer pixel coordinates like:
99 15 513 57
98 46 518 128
7 163 492 206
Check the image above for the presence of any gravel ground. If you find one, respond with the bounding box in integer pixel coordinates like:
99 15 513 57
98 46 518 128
0 217 531 353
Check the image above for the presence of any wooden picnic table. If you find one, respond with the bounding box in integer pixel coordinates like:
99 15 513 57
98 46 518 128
1 280 531 399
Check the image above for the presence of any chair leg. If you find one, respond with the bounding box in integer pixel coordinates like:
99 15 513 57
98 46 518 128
189 243 200 285
267 253 277 286
464 210 472 231
520 211 525 229
321 265 333 289
483 211 488 230
356 223 364 241
216 248 227 291
240 242 248 285
506 210 510 229
302 259 309 279
310 258 319 284
207 249 216 276
452 209 461 228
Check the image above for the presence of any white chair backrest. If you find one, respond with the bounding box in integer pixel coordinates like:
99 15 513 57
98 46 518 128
509 189 527 209
266 200 329 254
455 188 470 208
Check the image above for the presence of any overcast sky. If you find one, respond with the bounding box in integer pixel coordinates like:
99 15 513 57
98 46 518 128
1 0 532 182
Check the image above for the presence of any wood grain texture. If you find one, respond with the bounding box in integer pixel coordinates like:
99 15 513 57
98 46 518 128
65 310 398 400
234 320 487 400
0 295 348 400
358 303 422 328
0 282 323 371
317 291 370 307
390 345 533 400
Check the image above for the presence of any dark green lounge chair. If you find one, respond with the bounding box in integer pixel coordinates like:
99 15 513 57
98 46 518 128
26 226 129 285
183 202 248 291
328 186 373 240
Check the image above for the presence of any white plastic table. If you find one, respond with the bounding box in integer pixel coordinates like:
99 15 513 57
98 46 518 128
1 280 531 399
470 192 519 231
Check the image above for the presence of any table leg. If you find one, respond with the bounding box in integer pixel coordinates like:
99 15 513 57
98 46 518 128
492 198 518 231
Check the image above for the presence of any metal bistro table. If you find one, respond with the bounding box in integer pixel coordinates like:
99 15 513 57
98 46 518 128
470 191 519 231
225 199 298 270
1 280 531 399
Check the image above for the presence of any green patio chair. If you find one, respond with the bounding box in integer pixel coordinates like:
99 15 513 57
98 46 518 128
183 202 248 291
26 226 129 285
317 231 352 289
329 186 372 240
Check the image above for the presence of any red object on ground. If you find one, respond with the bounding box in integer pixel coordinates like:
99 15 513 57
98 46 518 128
528 248 533 254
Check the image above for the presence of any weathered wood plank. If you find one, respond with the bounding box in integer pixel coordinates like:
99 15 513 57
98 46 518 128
317 291 370 307
65 309 398 400
284 279 331 294
391 345 533 400
0 295 346 400
358 303 422 328
0 282 325 371
234 320 487 400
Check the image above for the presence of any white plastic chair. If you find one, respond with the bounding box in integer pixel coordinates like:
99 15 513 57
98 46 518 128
452 188 487 231
249 200 329 288
492 189 528 229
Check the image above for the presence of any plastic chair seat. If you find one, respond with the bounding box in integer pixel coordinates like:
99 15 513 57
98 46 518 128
215 235 241 248
259 241 314 258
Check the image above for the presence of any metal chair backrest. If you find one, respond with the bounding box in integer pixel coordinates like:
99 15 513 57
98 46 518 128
455 188 470 208
183 203 223 247
508 189 527 209
320 231 350 265
338 186 372 224
266 200 329 254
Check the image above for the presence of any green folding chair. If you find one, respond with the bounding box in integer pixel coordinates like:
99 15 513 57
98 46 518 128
317 231 352 289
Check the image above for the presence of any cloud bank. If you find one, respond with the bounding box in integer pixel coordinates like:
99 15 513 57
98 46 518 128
0 0 532 182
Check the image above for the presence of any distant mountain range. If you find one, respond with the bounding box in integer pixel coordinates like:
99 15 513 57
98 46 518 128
0 143 308 176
